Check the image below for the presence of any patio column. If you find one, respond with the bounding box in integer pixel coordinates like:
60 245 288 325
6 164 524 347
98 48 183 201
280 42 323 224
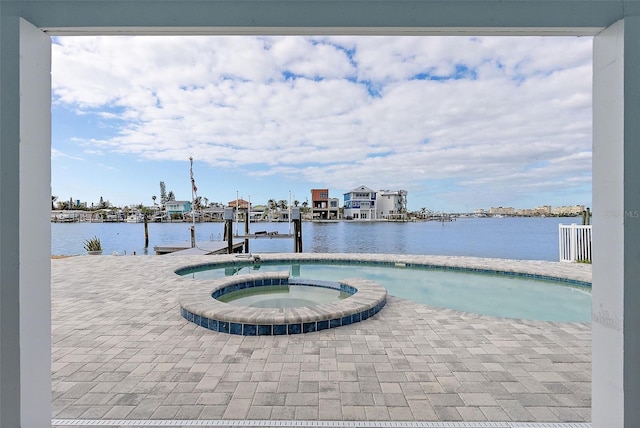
0 10 22 427
593 17 640 428
0 13 51 427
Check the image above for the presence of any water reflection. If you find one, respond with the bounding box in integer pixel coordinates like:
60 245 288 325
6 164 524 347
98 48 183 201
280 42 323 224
52 217 570 261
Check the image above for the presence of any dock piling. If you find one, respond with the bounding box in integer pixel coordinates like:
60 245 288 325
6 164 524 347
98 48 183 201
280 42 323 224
144 214 149 248
224 207 234 254
244 207 250 253
292 207 303 253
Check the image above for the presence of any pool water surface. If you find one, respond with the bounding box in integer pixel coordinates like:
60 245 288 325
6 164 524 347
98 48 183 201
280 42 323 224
217 284 350 308
183 262 591 322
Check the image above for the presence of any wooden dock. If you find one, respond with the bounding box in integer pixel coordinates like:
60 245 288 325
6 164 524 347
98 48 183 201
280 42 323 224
154 240 244 255
235 232 294 239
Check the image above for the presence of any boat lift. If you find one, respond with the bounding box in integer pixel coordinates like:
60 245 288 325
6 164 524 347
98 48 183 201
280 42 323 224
224 206 303 254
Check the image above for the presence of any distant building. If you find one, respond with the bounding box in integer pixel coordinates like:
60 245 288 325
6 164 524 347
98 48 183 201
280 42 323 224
484 204 577 217
534 205 552 216
343 185 408 220
343 185 377 220
228 199 251 210
489 206 515 216
202 204 225 221
552 205 585 216
249 205 267 222
50 210 91 223
310 189 340 220
516 208 535 216
165 200 192 216
376 190 408 220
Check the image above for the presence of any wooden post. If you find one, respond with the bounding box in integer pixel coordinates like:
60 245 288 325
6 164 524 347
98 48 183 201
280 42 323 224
292 207 302 253
224 220 232 253
144 213 149 248
244 208 250 253
298 220 303 252
224 207 234 254
293 219 302 252
190 226 195 248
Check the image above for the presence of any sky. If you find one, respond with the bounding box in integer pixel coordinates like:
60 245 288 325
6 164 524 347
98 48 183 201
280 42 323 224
51 35 593 212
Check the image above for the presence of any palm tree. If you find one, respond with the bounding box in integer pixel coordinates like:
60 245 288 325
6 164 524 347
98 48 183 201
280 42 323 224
278 199 288 210
267 199 277 211
51 195 58 210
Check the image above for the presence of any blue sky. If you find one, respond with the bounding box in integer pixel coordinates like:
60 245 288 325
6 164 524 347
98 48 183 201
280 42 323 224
51 36 592 212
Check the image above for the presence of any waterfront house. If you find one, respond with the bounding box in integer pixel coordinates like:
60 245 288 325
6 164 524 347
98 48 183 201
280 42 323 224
311 188 340 220
343 185 377 220
228 198 251 210
201 204 225 221
50 210 91 223
165 200 192 219
249 206 267 222
343 186 409 220
376 190 408 220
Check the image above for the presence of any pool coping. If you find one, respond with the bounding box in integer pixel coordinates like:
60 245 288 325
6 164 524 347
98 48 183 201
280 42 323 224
179 273 388 335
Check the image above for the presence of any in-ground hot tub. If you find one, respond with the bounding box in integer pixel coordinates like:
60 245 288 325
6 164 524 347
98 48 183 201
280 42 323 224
179 272 387 335
216 279 351 308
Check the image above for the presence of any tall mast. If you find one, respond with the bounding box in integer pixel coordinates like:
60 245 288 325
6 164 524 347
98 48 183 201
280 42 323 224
235 190 239 236
189 157 197 247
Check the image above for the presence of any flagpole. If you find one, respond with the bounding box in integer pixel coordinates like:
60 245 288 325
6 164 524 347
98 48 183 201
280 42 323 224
189 157 197 248
244 195 251 254
288 190 292 235
235 190 239 236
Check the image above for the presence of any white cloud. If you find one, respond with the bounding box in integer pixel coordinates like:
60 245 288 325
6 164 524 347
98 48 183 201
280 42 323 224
51 148 84 161
52 35 592 209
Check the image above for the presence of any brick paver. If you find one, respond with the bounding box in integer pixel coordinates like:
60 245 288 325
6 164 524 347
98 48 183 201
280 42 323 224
51 254 591 423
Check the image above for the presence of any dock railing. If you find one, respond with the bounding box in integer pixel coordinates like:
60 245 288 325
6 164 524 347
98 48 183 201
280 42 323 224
559 223 592 263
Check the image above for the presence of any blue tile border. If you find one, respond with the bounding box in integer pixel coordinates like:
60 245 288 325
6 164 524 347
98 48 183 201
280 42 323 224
230 322 243 335
218 321 229 334
258 324 272 335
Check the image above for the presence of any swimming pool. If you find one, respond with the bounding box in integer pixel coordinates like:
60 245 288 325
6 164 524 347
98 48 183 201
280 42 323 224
179 259 591 322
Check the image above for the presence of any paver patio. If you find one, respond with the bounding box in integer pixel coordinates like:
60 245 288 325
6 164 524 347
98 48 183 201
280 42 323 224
51 254 591 426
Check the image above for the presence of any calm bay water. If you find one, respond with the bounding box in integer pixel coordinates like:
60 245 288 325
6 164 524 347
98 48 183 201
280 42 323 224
52 216 577 261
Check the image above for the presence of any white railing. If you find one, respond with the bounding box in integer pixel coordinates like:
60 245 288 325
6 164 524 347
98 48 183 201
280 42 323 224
559 223 592 262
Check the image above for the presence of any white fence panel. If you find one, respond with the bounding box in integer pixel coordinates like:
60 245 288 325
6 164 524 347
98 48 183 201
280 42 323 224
559 223 592 262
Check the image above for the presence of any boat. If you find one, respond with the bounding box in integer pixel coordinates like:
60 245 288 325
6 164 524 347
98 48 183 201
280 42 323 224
125 213 144 223
55 212 80 222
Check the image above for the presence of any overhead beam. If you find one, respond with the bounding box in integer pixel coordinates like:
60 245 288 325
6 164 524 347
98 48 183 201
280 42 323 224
12 0 629 35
